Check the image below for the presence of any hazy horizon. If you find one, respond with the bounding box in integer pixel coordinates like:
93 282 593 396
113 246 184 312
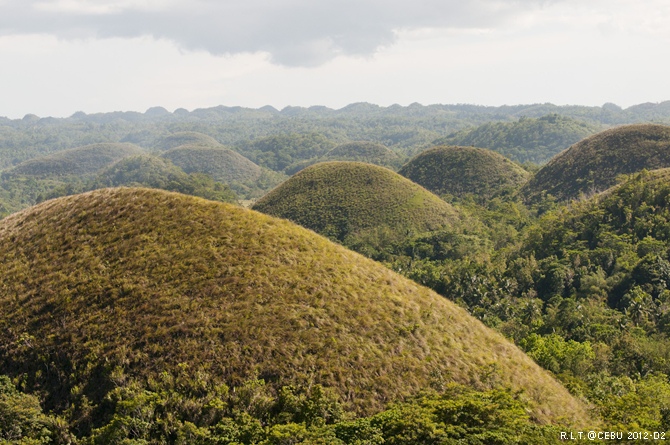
2 0 669 119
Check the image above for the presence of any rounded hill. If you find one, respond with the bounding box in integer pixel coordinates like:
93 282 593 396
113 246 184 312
324 141 401 167
5 142 143 178
252 161 459 241
161 144 262 183
91 155 237 203
522 124 670 203
153 131 221 151
434 114 601 164
398 145 531 200
0 187 588 427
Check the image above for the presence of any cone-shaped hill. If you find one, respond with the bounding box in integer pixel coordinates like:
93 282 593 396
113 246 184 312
5 142 143 178
324 141 402 168
253 162 459 241
522 124 670 203
152 131 221 151
398 145 531 200
161 144 263 183
0 187 589 426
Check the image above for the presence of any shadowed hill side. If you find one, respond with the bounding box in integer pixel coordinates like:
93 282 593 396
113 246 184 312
399 145 531 201
161 144 263 183
253 161 459 241
0 187 590 429
522 124 670 203
3 142 144 178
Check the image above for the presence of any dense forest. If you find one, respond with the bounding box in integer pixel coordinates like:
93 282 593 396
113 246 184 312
3 102 670 443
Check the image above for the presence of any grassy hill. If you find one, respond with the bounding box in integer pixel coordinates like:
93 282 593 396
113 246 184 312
398 145 531 201
0 187 589 435
434 114 602 164
161 144 263 183
152 131 221 151
253 162 460 241
89 154 237 203
522 124 670 203
3 142 144 178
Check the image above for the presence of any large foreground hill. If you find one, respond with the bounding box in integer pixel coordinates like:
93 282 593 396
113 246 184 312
0 187 588 433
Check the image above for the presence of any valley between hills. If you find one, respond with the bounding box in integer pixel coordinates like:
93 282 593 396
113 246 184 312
2 102 670 443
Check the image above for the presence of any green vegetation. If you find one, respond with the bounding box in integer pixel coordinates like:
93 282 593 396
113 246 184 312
160 144 285 199
253 162 460 242
0 375 562 444
152 131 222 151
522 124 670 203
398 145 530 202
161 144 263 183
287 141 404 174
358 169 670 433
33 155 237 205
0 143 146 214
3 142 143 178
87 155 237 203
435 114 601 164
0 187 589 441
236 132 338 173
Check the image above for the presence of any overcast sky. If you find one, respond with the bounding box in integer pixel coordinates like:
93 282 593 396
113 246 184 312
1 0 668 118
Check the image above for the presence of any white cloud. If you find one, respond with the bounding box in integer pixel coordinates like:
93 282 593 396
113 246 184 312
0 0 561 66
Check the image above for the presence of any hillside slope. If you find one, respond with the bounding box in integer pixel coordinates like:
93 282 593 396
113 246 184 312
399 145 531 200
161 144 263 183
253 161 459 241
4 142 143 178
522 124 670 203
152 131 221 151
435 114 601 164
0 187 589 430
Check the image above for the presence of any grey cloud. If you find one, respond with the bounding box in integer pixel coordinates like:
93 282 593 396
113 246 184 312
0 0 558 66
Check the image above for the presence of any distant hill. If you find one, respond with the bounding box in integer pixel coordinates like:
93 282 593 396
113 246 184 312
253 161 460 241
399 145 531 201
90 155 237 203
434 114 602 164
323 141 402 168
522 124 670 203
0 187 590 432
161 144 263 184
287 141 403 174
236 132 337 173
152 131 221 151
4 142 143 178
